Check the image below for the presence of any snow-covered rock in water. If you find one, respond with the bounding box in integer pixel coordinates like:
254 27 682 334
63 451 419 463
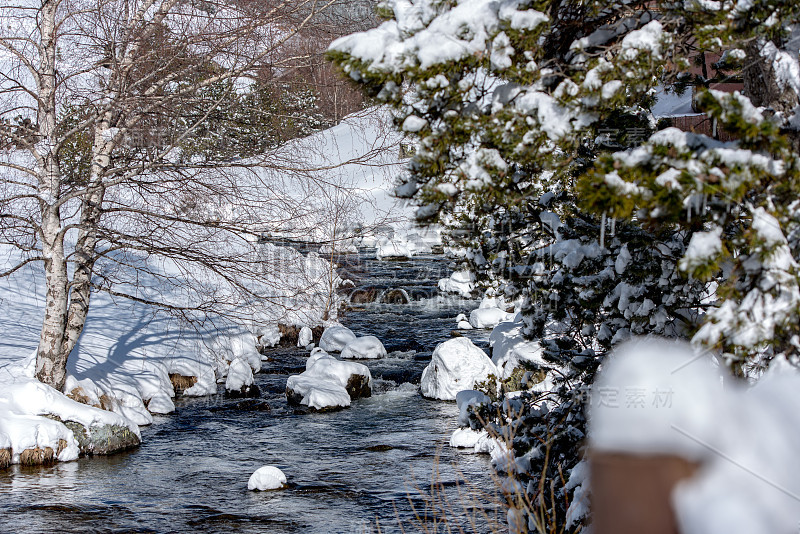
438 270 475 297
298 326 314 348
248 466 288 491
306 347 330 369
457 320 473 330
319 325 357 352
489 317 548 379
254 324 281 350
286 353 372 411
450 427 488 449
469 307 513 329
225 358 260 398
0 376 141 464
376 237 412 260
420 338 496 400
340 336 387 359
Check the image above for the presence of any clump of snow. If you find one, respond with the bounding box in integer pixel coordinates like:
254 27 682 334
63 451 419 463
248 466 288 491
438 270 476 297
488 317 547 379
319 325 358 352
298 326 314 348
340 336 387 359
589 337 724 460
456 389 491 426
225 358 254 393
679 227 723 272
420 338 496 400
286 352 372 410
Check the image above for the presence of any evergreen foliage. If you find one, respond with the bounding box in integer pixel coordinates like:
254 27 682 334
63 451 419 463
330 0 800 530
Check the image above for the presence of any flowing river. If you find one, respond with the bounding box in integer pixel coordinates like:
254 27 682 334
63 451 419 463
0 253 503 533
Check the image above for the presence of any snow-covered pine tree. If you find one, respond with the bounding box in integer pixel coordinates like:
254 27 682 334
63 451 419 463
330 0 800 530
580 1 800 376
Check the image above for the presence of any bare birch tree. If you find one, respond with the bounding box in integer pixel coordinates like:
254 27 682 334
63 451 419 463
0 0 382 390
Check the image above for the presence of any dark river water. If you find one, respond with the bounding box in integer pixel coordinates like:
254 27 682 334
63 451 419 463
0 254 504 533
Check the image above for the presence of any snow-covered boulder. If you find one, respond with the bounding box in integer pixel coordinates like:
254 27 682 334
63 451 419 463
225 358 260 398
298 326 314 348
286 353 372 411
420 338 496 400
306 347 330 369
0 377 141 465
248 466 288 491
319 325 358 352
254 324 281 350
376 237 412 260
438 270 475 297
340 336 387 359
469 307 514 329
450 427 489 449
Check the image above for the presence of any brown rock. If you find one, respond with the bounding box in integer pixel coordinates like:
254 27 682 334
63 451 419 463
19 447 56 466
169 374 198 393
0 448 11 469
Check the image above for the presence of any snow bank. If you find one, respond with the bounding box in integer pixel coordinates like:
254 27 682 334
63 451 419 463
248 466 288 491
319 325 358 352
340 336 387 359
438 270 475 297
286 352 372 411
488 317 548 379
420 338 496 400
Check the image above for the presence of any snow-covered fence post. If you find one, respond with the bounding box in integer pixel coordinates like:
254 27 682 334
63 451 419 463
590 452 698 534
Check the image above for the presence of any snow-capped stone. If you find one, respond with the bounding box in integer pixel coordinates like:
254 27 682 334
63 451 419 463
457 320 473 330
420 338 496 400
255 324 282 350
225 358 259 398
450 427 488 449
286 353 372 411
248 466 288 491
298 326 314 348
340 336 387 359
469 307 513 329
319 325 358 352
438 270 475 297
0 376 141 465
306 347 330 370
376 237 413 260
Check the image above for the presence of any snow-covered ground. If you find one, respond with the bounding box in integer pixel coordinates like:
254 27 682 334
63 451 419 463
0 237 342 465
